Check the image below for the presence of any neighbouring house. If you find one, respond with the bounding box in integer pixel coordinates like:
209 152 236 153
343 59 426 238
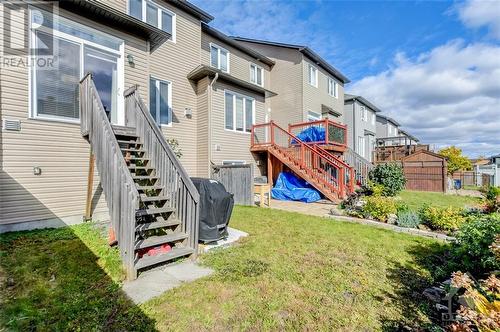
376 114 400 141
232 37 350 128
398 129 419 146
343 94 380 162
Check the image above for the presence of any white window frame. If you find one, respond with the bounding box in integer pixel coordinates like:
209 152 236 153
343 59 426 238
29 8 125 124
308 64 318 87
250 63 264 87
127 0 176 43
327 77 338 98
224 90 254 134
210 43 230 73
149 76 173 127
360 106 368 122
371 113 376 126
307 110 321 122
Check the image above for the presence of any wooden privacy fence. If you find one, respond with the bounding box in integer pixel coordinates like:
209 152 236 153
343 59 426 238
401 151 447 193
211 164 254 205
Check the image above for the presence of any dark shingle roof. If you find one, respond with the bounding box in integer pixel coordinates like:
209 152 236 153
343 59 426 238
345 94 381 112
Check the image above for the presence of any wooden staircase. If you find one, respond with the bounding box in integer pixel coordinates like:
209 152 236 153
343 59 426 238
80 75 199 279
251 121 354 201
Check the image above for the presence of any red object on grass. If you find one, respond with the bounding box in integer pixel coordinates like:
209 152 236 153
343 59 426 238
138 244 172 258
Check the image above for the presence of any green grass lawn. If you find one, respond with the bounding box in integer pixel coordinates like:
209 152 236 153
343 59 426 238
1 207 450 331
398 190 481 211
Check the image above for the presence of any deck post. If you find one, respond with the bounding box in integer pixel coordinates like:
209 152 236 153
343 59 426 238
267 152 273 186
84 149 95 221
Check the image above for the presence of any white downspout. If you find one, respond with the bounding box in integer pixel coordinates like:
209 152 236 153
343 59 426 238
207 73 219 176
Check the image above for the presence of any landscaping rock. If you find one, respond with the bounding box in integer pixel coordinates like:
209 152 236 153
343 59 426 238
329 208 343 216
423 287 445 302
387 214 397 225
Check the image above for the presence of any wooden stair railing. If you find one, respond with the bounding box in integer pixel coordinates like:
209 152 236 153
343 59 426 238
251 121 354 200
123 85 200 256
80 74 139 279
342 147 374 187
80 74 199 280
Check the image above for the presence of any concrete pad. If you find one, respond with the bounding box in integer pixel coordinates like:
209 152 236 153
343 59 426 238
164 261 213 282
122 269 181 304
202 227 248 252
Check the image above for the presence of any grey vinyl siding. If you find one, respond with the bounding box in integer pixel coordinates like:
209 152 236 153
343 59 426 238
209 81 265 176
302 57 344 123
345 100 377 161
200 33 271 88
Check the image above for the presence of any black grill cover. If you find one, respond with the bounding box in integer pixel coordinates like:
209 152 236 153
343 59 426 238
191 178 234 243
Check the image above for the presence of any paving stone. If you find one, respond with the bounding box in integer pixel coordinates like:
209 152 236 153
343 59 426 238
164 261 213 282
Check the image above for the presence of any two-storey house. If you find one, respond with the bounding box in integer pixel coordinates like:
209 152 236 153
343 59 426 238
343 94 380 162
232 37 350 128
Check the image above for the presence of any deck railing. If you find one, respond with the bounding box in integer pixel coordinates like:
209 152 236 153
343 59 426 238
251 121 353 198
342 147 374 187
288 119 347 147
124 86 200 252
80 74 139 277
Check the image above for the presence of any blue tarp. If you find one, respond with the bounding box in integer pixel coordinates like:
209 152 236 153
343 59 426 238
271 172 321 203
291 126 325 144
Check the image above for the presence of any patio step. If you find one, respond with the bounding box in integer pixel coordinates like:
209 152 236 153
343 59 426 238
135 233 188 250
135 247 194 270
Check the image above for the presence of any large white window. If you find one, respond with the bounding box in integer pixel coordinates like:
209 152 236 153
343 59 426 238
129 0 176 41
308 64 318 87
371 113 376 126
224 91 254 133
149 77 172 126
30 9 123 123
210 43 229 72
358 136 366 158
327 78 338 98
250 63 263 86
307 111 321 122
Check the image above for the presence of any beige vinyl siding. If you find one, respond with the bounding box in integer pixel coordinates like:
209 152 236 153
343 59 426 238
302 57 345 123
0 7 149 225
147 3 201 176
236 43 303 128
196 77 210 177
201 33 271 89
210 81 265 176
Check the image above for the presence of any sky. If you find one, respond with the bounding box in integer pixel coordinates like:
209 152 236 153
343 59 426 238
191 0 500 158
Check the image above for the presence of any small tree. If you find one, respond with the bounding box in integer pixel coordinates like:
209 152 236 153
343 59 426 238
438 146 472 175
368 163 406 197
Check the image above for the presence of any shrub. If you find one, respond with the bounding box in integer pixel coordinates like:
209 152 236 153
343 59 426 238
362 196 397 222
451 214 500 275
419 204 466 231
368 163 406 197
396 210 421 228
481 186 500 213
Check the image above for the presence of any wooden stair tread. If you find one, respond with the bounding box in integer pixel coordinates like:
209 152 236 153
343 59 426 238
128 165 154 170
135 233 188 250
127 156 149 161
121 148 145 153
135 247 193 270
117 139 141 145
136 185 163 191
132 175 159 180
136 206 174 217
140 194 170 202
135 218 181 232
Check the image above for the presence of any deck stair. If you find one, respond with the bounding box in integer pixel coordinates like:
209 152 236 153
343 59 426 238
251 121 354 201
80 74 199 279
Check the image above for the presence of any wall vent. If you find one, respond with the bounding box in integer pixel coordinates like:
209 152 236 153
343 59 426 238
2 119 21 131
